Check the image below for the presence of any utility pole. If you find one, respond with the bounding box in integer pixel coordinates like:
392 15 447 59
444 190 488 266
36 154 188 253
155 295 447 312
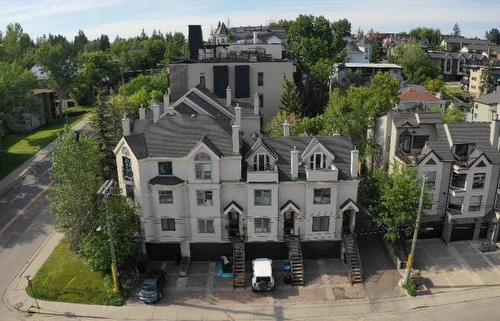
402 175 426 286
98 179 120 294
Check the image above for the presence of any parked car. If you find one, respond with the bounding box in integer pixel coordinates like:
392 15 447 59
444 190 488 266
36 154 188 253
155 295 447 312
251 258 275 292
138 269 166 303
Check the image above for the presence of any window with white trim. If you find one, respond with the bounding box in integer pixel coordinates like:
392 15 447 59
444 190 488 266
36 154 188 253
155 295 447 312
253 153 271 171
469 195 482 212
472 173 486 189
313 188 331 204
254 190 272 206
312 216 330 231
194 151 212 180
196 190 213 206
198 219 215 233
254 218 270 233
161 218 176 231
309 153 326 170
159 190 173 204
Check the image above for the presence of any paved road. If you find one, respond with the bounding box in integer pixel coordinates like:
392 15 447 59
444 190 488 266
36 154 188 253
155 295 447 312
0 148 55 321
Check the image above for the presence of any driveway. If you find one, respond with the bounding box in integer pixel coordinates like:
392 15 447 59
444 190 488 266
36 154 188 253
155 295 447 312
415 239 500 294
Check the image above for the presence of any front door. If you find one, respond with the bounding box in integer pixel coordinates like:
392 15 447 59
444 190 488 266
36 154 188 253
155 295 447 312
228 211 240 238
342 211 352 234
284 211 294 236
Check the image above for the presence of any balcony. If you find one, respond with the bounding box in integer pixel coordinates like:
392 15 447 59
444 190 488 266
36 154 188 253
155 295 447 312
306 164 338 182
247 165 279 183
394 148 422 166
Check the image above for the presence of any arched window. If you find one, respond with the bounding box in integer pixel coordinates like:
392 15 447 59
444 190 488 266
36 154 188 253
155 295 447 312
195 151 212 180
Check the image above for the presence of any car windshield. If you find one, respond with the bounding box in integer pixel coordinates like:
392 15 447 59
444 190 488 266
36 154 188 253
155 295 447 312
141 279 157 291
256 277 271 282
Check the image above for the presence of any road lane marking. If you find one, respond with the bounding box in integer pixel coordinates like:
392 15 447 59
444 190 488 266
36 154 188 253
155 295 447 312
0 183 53 238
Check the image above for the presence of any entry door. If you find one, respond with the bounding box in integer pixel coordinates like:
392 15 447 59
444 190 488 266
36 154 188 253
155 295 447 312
450 223 475 242
228 212 240 237
284 211 294 236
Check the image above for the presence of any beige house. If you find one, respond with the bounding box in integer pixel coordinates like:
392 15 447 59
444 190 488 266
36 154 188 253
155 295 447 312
465 65 500 97
472 91 500 122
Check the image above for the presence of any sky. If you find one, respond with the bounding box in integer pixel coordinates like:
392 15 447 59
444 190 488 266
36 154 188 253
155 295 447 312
0 0 498 40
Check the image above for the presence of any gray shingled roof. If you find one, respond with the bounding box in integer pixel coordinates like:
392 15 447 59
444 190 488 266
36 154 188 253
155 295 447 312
243 136 354 181
127 114 235 159
389 112 443 127
475 91 500 105
185 91 233 132
420 124 454 162
446 122 500 164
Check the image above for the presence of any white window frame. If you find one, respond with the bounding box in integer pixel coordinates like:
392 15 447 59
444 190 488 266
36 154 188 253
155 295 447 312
158 190 174 204
253 153 270 171
254 189 272 206
312 216 330 232
313 188 331 204
472 173 486 189
309 153 326 170
161 218 176 231
198 219 215 233
195 163 212 180
254 217 271 233
196 190 213 206
469 195 482 212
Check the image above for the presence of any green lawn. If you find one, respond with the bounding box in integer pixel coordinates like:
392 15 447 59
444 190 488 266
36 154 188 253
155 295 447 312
29 241 121 305
0 109 90 179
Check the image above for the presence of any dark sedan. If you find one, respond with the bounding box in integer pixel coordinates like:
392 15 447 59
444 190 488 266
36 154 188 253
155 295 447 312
138 269 166 304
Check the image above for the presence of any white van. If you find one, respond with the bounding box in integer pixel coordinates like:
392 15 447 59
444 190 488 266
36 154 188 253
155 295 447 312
251 258 275 291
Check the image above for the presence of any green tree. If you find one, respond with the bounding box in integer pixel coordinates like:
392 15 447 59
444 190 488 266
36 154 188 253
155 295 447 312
80 51 121 90
409 27 441 49
81 194 140 273
322 73 400 154
485 28 500 45
50 129 103 250
73 30 88 54
265 112 302 137
480 63 497 95
1 23 34 64
370 36 384 63
91 94 123 178
360 165 429 243
35 42 76 115
425 78 445 95
279 77 304 115
452 23 461 37
393 43 441 84
429 106 465 123
0 62 39 138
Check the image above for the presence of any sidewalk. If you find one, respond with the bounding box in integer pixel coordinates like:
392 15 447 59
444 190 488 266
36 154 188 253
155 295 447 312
4 231 500 320
0 117 90 196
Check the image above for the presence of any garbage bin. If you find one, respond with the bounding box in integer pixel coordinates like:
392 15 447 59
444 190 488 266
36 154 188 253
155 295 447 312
283 262 292 284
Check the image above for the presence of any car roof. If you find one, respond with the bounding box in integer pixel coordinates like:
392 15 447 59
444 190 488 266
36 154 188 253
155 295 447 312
143 278 157 285
252 259 272 277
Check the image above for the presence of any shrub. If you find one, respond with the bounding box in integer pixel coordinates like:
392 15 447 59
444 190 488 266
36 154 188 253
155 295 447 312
405 278 418 297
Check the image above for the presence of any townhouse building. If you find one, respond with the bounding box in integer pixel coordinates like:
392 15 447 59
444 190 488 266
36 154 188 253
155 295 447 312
472 91 500 122
374 112 500 243
114 86 360 265
464 64 500 97
427 51 489 82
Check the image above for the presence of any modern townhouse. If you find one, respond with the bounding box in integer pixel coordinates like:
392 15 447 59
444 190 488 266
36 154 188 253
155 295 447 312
463 64 500 97
373 112 500 243
345 38 372 63
114 86 361 274
170 24 295 124
440 35 492 52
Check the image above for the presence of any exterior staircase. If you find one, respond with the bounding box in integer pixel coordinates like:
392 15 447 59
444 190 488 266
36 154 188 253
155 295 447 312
285 235 304 286
232 241 246 288
342 233 363 283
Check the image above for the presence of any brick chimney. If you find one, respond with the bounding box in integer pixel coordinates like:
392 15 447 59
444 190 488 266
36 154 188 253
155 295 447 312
350 149 359 178
234 103 241 127
139 106 146 120
283 120 290 137
153 103 160 123
253 93 259 115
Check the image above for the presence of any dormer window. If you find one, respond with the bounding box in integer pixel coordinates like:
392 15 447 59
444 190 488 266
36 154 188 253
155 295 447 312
310 153 326 170
399 131 411 153
454 143 475 159
253 153 270 171
195 151 212 180
158 161 173 176
122 157 133 180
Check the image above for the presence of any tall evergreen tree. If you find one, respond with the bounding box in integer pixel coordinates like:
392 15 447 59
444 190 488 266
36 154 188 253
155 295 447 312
279 77 304 115
480 63 497 95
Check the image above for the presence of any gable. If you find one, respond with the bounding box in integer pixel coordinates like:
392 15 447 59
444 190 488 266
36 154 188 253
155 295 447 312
301 137 335 161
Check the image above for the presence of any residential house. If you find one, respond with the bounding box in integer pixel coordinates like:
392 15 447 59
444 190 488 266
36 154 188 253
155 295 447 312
7 89 57 132
440 36 491 52
374 112 500 243
346 38 372 63
397 87 446 111
114 87 361 261
333 62 403 86
169 25 295 124
463 64 500 97
472 91 500 122
427 51 488 82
